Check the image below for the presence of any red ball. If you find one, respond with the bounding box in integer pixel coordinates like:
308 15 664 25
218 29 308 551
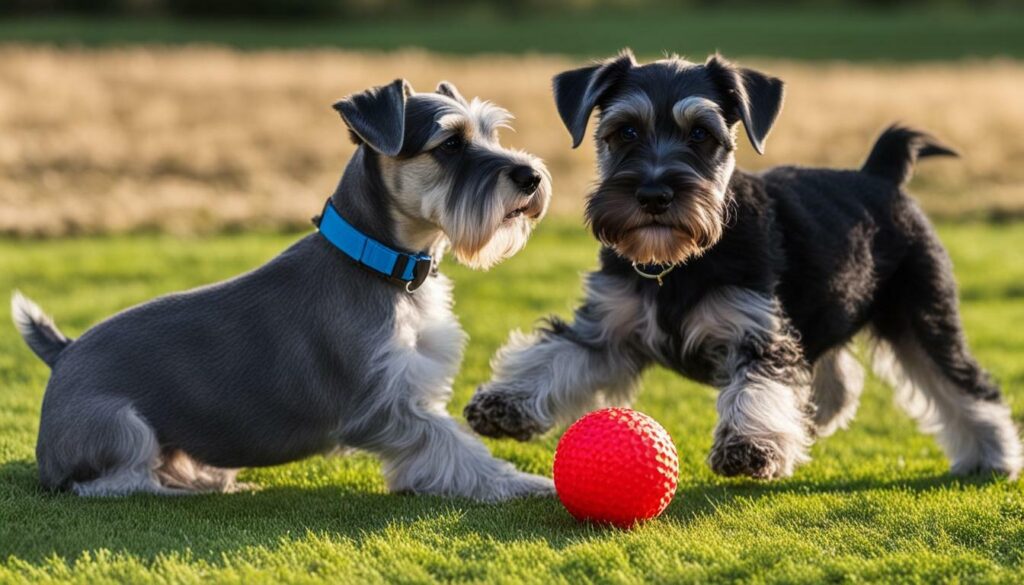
553 407 678 528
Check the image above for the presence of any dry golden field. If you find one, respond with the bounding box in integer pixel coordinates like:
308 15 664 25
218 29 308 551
0 46 1022 236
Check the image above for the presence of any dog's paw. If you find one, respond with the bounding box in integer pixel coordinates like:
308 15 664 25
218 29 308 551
950 455 1023 481
485 472 556 501
464 387 545 442
709 438 786 480
224 481 261 494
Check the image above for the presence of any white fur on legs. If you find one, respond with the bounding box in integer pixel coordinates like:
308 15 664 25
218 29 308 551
811 346 865 437
712 370 813 479
381 414 553 501
480 328 643 433
465 272 651 440
873 336 1023 478
683 287 814 479
340 275 552 501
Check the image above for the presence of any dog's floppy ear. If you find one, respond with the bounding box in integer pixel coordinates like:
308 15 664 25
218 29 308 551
705 54 784 155
436 81 468 106
553 49 636 148
333 79 413 157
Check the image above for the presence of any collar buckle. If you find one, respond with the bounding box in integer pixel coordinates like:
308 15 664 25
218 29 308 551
316 198 434 294
392 254 433 293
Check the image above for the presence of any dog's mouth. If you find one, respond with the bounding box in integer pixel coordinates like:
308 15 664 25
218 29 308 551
504 199 545 223
503 205 530 222
627 222 684 236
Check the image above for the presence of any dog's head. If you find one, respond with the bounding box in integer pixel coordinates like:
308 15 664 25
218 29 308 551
553 50 784 265
335 79 551 270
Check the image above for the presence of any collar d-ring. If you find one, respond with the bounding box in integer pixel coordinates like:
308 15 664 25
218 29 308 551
632 261 676 286
315 198 433 294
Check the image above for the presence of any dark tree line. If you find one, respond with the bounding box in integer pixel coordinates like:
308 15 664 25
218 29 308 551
2 0 1019 18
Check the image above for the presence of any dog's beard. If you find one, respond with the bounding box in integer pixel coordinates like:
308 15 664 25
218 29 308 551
445 176 550 270
587 178 725 265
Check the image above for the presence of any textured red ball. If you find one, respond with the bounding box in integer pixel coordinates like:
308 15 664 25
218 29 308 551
553 407 679 528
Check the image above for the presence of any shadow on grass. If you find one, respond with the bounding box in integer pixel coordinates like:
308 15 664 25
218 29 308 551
661 471 1010 526
0 458 1007 566
0 458 574 564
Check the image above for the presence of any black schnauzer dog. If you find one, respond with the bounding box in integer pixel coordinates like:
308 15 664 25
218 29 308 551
465 49 1021 480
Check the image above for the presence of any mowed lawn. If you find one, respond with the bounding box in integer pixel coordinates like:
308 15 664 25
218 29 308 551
1 218 1023 583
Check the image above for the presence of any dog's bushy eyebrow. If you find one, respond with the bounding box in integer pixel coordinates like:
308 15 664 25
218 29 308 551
596 91 655 138
415 111 468 151
437 112 470 132
414 97 513 151
672 97 734 151
401 95 464 153
468 98 513 139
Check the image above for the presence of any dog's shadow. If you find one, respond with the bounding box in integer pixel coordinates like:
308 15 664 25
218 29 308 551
0 458 575 564
0 458 1002 566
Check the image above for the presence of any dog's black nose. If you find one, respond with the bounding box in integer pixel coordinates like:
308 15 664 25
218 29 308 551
636 184 674 215
509 165 542 195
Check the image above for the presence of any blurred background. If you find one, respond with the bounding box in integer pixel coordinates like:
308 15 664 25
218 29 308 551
0 0 1022 236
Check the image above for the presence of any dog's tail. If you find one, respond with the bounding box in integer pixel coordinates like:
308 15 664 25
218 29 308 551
861 124 958 187
11 291 72 368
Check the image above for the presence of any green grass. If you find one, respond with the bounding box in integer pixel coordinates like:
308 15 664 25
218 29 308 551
2 10 1024 60
1 219 1023 583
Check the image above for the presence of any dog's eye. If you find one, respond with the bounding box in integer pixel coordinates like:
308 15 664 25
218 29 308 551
689 127 710 143
438 135 465 153
618 126 639 142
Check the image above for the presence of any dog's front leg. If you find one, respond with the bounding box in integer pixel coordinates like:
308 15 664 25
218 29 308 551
685 287 814 479
466 273 651 441
377 412 554 501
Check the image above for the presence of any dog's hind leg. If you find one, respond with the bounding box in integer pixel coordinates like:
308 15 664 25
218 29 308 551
872 334 1022 478
871 217 1022 478
156 450 249 493
38 402 184 496
810 346 865 437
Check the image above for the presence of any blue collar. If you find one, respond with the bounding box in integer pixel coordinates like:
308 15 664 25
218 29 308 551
315 199 434 293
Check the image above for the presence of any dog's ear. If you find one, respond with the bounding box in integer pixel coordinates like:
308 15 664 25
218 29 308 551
436 81 468 106
333 79 413 157
553 49 636 148
704 54 784 155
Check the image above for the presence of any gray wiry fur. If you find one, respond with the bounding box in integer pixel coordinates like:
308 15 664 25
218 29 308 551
680 288 813 479
466 272 651 440
13 79 553 499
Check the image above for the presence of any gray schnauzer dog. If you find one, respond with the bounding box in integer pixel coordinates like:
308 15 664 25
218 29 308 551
12 79 554 499
465 49 1022 480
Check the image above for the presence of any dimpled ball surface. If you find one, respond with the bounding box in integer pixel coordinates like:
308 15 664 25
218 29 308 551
553 407 679 528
